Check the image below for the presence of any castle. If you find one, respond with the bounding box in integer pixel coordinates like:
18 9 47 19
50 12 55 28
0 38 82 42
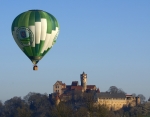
49 72 140 110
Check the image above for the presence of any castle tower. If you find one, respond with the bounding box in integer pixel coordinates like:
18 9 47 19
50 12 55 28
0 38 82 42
136 97 141 105
80 71 87 91
55 94 60 106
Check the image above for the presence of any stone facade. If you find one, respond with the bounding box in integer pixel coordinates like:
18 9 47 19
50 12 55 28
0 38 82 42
80 72 87 91
53 81 66 95
95 93 140 111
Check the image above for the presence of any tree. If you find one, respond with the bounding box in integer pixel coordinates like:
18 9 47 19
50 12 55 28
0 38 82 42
80 92 108 117
132 93 136 97
24 92 52 117
107 86 126 94
82 92 95 117
94 104 108 117
148 97 150 101
0 101 4 117
49 102 73 117
106 110 116 117
137 94 146 104
17 106 31 117
3 97 26 117
73 107 88 117
108 86 118 93
117 88 126 94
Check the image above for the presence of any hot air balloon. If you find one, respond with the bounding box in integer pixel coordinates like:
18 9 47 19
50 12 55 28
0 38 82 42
11 10 59 70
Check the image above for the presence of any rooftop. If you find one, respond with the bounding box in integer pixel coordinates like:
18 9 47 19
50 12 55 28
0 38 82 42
96 92 126 98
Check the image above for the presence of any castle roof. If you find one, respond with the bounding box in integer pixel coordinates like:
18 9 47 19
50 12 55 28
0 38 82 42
57 81 63 84
66 85 71 90
87 85 96 89
65 85 96 91
71 86 83 90
71 81 78 86
54 81 66 87
62 88 67 90
96 92 126 99
96 88 100 93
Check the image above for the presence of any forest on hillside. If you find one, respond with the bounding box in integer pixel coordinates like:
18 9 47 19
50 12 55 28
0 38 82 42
0 86 150 117
0 90 150 117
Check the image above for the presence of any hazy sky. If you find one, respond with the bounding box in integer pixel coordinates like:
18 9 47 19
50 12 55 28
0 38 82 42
0 1 150 102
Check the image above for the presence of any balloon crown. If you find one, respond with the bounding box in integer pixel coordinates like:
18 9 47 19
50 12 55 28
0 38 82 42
29 9 43 11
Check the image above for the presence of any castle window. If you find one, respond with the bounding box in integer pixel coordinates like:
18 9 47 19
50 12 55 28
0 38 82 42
56 85 59 88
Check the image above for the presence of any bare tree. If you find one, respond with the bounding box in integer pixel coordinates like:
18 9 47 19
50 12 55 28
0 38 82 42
3 97 25 117
132 93 136 97
17 106 31 117
24 92 51 117
73 107 88 117
117 88 126 94
0 101 4 117
137 94 146 104
148 97 150 101
107 86 126 94
49 102 73 117
108 86 118 93
82 92 95 117
94 104 108 117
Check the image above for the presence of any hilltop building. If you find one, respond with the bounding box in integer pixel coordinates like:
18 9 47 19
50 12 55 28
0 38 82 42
53 72 96 95
49 72 140 111
95 93 140 110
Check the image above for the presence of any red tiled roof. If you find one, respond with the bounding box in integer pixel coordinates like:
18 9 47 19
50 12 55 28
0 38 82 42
71 81 78 86
57 81 62 84
61 83 66 88
71 86 83 90
96 88 100 93
65 85 96 91
66 85 71 90
126 95 132 97
87 85 96 89
62 88 67 90
56 81 66 87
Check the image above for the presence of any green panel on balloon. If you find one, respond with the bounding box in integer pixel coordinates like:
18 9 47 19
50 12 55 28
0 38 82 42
11 10 60 66
42 48 51 57
29 11 35 26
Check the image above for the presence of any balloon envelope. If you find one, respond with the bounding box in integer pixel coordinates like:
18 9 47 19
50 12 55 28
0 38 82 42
11 10 59 65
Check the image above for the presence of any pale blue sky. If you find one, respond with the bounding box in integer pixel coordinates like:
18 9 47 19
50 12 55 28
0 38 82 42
0 1 150 102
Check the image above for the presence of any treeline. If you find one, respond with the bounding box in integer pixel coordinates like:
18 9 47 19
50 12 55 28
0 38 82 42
0 92 150 117
108 86 147 103
0 86 150 117
0 92 108 117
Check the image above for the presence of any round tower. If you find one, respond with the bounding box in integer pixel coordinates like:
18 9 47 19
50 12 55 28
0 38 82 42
80 71 87 91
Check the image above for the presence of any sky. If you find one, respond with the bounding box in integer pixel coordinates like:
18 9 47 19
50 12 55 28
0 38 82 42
0 1 150 103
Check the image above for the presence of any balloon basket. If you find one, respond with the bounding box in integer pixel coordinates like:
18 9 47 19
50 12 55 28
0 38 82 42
33 65 38 70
